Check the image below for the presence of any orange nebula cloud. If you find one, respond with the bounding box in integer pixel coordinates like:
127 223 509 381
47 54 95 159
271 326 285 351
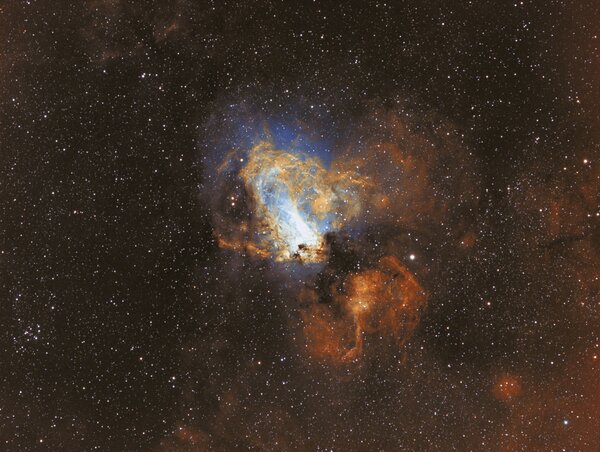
497 348 600 450
492 373 523 403
301 256 427 363
337 109 480 244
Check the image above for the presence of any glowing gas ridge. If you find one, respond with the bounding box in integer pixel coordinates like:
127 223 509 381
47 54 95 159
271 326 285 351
237 140 365 262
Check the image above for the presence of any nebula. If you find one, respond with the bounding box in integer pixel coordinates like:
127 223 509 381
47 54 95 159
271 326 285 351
205 101 485 366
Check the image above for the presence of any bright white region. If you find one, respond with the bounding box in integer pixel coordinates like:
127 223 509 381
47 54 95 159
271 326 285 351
254 167 323 257
275 196 321 253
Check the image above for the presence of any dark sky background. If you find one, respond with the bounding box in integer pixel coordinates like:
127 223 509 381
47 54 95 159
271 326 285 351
0 0 599 450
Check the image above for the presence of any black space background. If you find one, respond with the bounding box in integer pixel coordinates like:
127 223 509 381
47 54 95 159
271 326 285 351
0 1 598 450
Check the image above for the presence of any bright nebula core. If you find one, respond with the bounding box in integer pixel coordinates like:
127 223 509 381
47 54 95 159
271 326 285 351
220 138 365 263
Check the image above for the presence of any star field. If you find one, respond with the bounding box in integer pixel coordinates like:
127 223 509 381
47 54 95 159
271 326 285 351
0 1 598 450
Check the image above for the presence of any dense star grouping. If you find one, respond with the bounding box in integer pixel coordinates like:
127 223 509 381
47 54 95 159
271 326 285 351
0 1 598 450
